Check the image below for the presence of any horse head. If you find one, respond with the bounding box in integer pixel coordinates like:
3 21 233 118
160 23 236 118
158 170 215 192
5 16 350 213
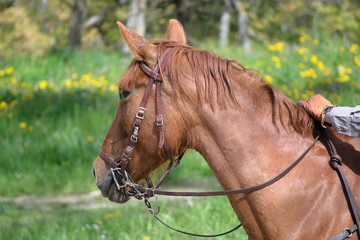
92 20 192 203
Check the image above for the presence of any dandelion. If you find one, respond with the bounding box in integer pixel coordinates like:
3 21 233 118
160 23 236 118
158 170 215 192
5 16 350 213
298 62 305 68
275 42 285 52
24 142 29 148
65 79 72 89
72 73 78 79
87 136 94 142
297 47 307 55
39 80 48 89
104 213 113 220
317 61 325 71
299 36 306 43
7 112 13 118
28 126 34 132
5 67 14 75
19 122 27 129
268 45 276 52
264 75 273 83
271 56 280 63
350 44 358 53
0 70 4 76
339 46 345 53
11 78 17 85
0 101 8 110
355 56 360 66
313 39 319 45
310 55 318 64
142 237 151 240
275 62 281 68
346 68 352 74
109 84 118 92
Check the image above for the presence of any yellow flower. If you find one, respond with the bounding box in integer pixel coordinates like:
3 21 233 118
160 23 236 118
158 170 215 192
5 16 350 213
5 67 14 75
11 100 17 106
355 56 360 66
28 126 34 131
298 62 305 68
317 61 325 71
142 237 151 240
19 122 27 129
299 36 306 43
24 142 29 148
7 112 13 118
268 45 276 52
297 47 307 55
11 78 17 85
110 84 118 92
310 55 318 64
104 213 113 220
72 73 78 79
313 39 319 45
0 70 4 76
65 79 72 89
346 68 352 74
350 44 358 53
0 101 8 109
271 56 280 63
275 42 285 52
40 80 48 89
264 74 273 83
339 46 345 52
86 136 94 142
275 62 281 68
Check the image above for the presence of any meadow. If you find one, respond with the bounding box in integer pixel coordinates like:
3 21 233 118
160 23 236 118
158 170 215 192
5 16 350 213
1 35 360 240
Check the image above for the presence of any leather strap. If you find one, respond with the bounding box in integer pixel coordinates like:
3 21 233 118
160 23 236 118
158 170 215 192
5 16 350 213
323 128 360 240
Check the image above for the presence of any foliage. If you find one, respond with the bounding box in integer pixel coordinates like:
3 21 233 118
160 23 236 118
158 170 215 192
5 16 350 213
0 7 50 58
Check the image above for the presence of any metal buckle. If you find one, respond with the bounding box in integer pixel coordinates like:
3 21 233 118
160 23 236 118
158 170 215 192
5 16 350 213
136 107 146 120
343 228 352 238
156 114 163 126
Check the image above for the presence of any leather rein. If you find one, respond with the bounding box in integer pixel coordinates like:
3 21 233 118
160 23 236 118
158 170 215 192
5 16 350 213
98 48 359 239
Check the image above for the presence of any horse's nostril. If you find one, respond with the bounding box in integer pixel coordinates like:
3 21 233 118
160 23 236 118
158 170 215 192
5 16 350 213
92 166 96 180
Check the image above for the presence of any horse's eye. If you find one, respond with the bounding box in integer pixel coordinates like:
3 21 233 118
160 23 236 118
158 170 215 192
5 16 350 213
119 90 130 100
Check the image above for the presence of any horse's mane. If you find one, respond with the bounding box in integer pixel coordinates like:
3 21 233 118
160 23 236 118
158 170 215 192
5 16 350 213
120 40 315 136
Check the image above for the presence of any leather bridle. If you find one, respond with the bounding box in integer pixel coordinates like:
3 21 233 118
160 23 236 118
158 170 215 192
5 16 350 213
98 47 359 239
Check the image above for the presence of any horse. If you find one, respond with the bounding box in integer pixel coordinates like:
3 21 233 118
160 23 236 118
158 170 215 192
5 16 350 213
92 19 360 239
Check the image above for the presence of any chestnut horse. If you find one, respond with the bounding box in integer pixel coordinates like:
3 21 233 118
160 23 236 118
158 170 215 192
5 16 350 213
92 19 360 239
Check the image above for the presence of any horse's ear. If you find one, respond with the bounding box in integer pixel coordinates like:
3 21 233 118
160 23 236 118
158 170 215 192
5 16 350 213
117 21 157 66
165 19 186 44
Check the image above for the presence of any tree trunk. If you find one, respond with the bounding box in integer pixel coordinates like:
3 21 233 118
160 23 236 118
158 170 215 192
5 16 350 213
232 0 251 55
219 0 232 48
122 0 147 56
68 0 88 48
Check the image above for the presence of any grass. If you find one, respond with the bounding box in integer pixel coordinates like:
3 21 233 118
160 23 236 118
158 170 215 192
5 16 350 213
0 195 247 240
0 35 360 239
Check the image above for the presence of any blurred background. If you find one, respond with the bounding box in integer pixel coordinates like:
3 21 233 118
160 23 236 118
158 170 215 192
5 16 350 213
0 0 360 239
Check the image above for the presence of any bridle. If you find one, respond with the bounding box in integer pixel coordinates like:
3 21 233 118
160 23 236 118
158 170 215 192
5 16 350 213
98 47 359 239
99 47 183 199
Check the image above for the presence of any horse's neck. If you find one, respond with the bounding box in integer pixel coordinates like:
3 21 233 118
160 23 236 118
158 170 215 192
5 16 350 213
190 82 317 238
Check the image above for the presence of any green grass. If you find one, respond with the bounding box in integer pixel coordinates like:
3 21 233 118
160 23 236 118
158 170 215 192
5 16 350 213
0 195 247 240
